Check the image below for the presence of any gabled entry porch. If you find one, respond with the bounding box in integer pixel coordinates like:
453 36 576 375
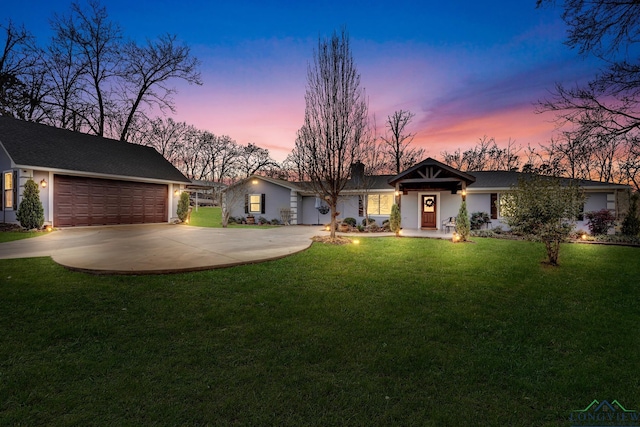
388 158 476 231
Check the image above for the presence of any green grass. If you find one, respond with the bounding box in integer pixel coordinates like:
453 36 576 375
189 206 276 229
1 238 639 425
0 230 45 243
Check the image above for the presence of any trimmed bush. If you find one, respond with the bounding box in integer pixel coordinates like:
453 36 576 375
621 192 640 237
585 209 616 235
470 211 490 230
177 191 190 222
16 179 44 230
343 217 357 227
362 218 376 226
456 200 471 241
390 203 401 236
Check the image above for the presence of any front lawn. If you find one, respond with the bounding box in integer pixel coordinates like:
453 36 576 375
1 238 638 425
0 230 45 243
188 206 276 228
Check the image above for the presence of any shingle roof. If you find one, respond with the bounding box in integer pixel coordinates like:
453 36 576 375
468 170 630 190
0 116 190 183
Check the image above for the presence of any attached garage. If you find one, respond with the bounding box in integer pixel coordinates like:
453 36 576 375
54 175 168 227
0 116 191 228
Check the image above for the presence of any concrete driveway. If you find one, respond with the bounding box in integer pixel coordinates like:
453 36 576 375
0 224 322 274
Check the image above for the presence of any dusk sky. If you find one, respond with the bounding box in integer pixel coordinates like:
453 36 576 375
4 1 600 161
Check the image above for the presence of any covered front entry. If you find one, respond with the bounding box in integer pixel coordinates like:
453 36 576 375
389 158 476 230
54 175 168 227
421 195 437 229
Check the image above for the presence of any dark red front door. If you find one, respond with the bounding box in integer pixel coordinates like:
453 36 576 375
421 195 437 229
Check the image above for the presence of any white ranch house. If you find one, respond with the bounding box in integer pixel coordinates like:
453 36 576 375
227 158 630 233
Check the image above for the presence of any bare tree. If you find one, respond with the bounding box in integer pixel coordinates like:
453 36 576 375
292 28 369 239
441 136 521 171
118 34 202 141
381 109 424 174
237 143 278 178
536 0 640 187
52 0 122 136
0 20 44 120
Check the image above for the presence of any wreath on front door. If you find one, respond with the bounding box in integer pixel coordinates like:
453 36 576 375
425 198 434 207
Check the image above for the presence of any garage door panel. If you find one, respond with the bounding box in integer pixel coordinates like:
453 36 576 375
54 175 168 227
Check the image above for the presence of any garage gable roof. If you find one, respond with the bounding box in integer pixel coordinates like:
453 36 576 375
0 116 190 183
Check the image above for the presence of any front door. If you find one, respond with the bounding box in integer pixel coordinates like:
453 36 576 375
421 195 437 229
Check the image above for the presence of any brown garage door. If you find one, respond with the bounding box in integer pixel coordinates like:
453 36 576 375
54 175 168 227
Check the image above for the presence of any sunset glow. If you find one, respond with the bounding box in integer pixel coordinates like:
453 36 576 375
5 0 599 162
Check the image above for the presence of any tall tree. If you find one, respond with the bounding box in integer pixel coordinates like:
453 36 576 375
52 0 121 136
536 0 640 188
237 143 277 178
292 28 369 239
118 34 201 141
0 21 42 120
381 109 424 174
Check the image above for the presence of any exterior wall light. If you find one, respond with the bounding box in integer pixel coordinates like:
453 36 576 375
40 179 47 188
252 178 259 185
174 189 180 196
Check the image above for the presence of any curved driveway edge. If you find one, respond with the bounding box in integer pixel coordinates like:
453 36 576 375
0 224 322 275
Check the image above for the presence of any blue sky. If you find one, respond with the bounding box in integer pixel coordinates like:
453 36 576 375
3 1 599 160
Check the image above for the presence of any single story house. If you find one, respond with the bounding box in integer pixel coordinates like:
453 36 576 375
1 116 191 227
226 158 631 232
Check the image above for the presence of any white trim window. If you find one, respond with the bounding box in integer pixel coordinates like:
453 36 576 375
367 193 393 215
3 171 16 210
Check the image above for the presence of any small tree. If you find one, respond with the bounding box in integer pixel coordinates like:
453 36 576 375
455 199 470 242
502 175 584 266
390 203 401 236
621 192 640 237
177 191 190 222
16 179 45 229
585 209 616 235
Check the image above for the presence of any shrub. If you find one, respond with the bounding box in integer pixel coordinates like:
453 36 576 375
357 225 364 232
455 199 470 241
257 216 269 225
343 217 357 227
585 209 616 235
621 192 640 237
470 229 495 238
501 175 584 266
470 211 490 230
16 179 44 230
389 203 401 236
270 218 280 225
177 191 190 222
367 223 380 232
362 218 375 226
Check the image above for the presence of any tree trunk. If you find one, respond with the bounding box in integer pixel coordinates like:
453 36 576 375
330 201 339 239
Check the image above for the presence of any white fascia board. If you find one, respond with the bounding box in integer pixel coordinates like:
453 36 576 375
12 164 189 185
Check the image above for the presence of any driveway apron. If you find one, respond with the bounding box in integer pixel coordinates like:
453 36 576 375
0 224 320 274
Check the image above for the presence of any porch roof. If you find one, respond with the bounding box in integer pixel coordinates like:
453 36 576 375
388 157 476 193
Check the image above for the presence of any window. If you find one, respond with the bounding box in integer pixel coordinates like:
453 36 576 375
3 171 16 210
491 193 509 218
367 194 393 215
245 193 265 214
